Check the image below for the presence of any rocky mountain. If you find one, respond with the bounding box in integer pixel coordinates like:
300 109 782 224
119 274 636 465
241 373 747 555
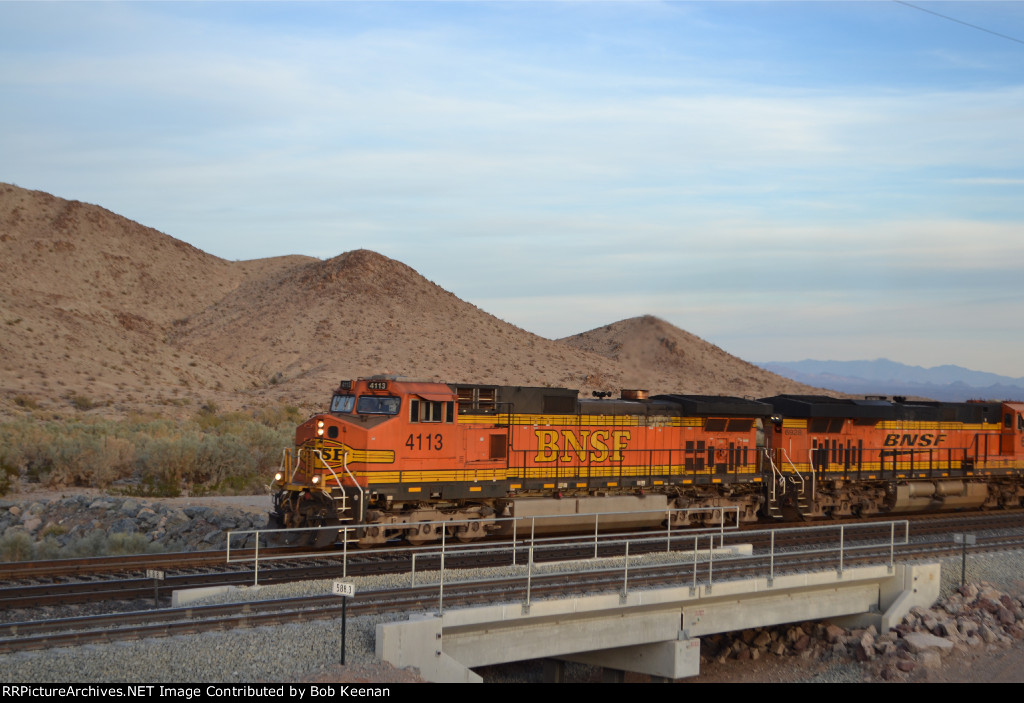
0 183 823 418
561 316 820 398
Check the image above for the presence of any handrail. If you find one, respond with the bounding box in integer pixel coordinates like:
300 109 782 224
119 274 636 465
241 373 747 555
309 448 365 514
799 448 813 500
227 517 912 611
762 448 786 504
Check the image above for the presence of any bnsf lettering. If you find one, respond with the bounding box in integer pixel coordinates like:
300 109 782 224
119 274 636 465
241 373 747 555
882 433 947 447
321 447 346 462
534 429 631 463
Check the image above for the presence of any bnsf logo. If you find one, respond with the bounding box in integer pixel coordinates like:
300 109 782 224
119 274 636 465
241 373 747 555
883 433 947 447
534 429 631 463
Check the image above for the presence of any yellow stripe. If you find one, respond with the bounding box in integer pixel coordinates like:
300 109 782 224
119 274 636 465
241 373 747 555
876 421 999 431
459 413 704 428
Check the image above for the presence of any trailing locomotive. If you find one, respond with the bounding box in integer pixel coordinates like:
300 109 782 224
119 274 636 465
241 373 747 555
269 376 1024 547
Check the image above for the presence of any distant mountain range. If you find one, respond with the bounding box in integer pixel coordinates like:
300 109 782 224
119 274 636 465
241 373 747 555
758 359 1024 402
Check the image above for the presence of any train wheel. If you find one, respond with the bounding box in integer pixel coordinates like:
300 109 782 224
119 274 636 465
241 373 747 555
406 523 433 546
454 521 483 543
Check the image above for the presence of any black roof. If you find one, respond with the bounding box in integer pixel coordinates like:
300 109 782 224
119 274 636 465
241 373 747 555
652 394 773 416
761 395 1002 423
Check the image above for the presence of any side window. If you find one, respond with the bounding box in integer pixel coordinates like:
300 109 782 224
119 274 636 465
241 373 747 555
413 400 454 422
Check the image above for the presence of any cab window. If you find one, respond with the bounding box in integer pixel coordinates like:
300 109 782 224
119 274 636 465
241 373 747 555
331 394 355 413
356 396 401 415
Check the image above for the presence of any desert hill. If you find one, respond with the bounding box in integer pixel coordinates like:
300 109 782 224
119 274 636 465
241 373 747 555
0 183 821 418
561 315 820 398
170 248 629 405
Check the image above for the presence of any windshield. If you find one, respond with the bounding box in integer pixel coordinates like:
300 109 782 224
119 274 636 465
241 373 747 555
330 394 355 413
356 395 401 415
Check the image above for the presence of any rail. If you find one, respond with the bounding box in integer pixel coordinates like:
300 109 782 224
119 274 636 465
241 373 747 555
227 505 742 586
227 516 910 615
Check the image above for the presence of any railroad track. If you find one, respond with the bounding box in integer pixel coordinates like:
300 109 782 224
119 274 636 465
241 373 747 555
3 515 1024 655
4 511 1023 611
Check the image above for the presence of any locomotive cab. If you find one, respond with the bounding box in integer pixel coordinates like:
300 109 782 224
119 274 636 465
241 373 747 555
271 376 463 547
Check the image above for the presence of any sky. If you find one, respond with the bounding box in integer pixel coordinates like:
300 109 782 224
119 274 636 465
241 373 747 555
2 1 1023 377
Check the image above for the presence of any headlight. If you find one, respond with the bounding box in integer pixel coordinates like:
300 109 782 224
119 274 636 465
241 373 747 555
274 472 283 482
312 475 320 484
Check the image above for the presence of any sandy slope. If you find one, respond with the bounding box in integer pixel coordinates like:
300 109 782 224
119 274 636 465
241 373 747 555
0 183 826 419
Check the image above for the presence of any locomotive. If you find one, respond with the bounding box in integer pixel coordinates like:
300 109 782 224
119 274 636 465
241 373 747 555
269 376 1024 547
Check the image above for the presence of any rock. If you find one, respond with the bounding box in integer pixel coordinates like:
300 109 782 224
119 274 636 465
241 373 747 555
183 506 214 520
109 518 138 534
934 619 960 639
855 630 876 659
919 651 942 670
902 632 954 655
978 624 1001 644
825 624 846 643
958 617 980 638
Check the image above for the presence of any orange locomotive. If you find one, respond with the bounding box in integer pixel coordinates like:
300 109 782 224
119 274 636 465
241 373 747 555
269 377 1024 547
760 395 1024 519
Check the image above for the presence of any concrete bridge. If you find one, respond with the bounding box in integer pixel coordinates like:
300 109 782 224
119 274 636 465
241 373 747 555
376 560 940 682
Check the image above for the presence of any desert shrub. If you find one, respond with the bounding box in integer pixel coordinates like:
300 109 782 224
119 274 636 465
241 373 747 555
68 394 96 411
43 433 136 488
254 404 303 429
40 523 67 538
63 530 110 557
35 536 63 560
133 436 194 497
12 395 40 410
0 532 35 562
0 407 294 496
106 532 162 555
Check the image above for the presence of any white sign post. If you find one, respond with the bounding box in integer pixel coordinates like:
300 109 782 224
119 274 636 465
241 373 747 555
333 581 356 664
146 569 165 607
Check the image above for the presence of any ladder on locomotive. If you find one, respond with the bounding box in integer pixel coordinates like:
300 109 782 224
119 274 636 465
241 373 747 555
281 447 360 545
762 448 814 519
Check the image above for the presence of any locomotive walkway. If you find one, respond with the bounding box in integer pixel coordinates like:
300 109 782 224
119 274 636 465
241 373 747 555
375 523 938 682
